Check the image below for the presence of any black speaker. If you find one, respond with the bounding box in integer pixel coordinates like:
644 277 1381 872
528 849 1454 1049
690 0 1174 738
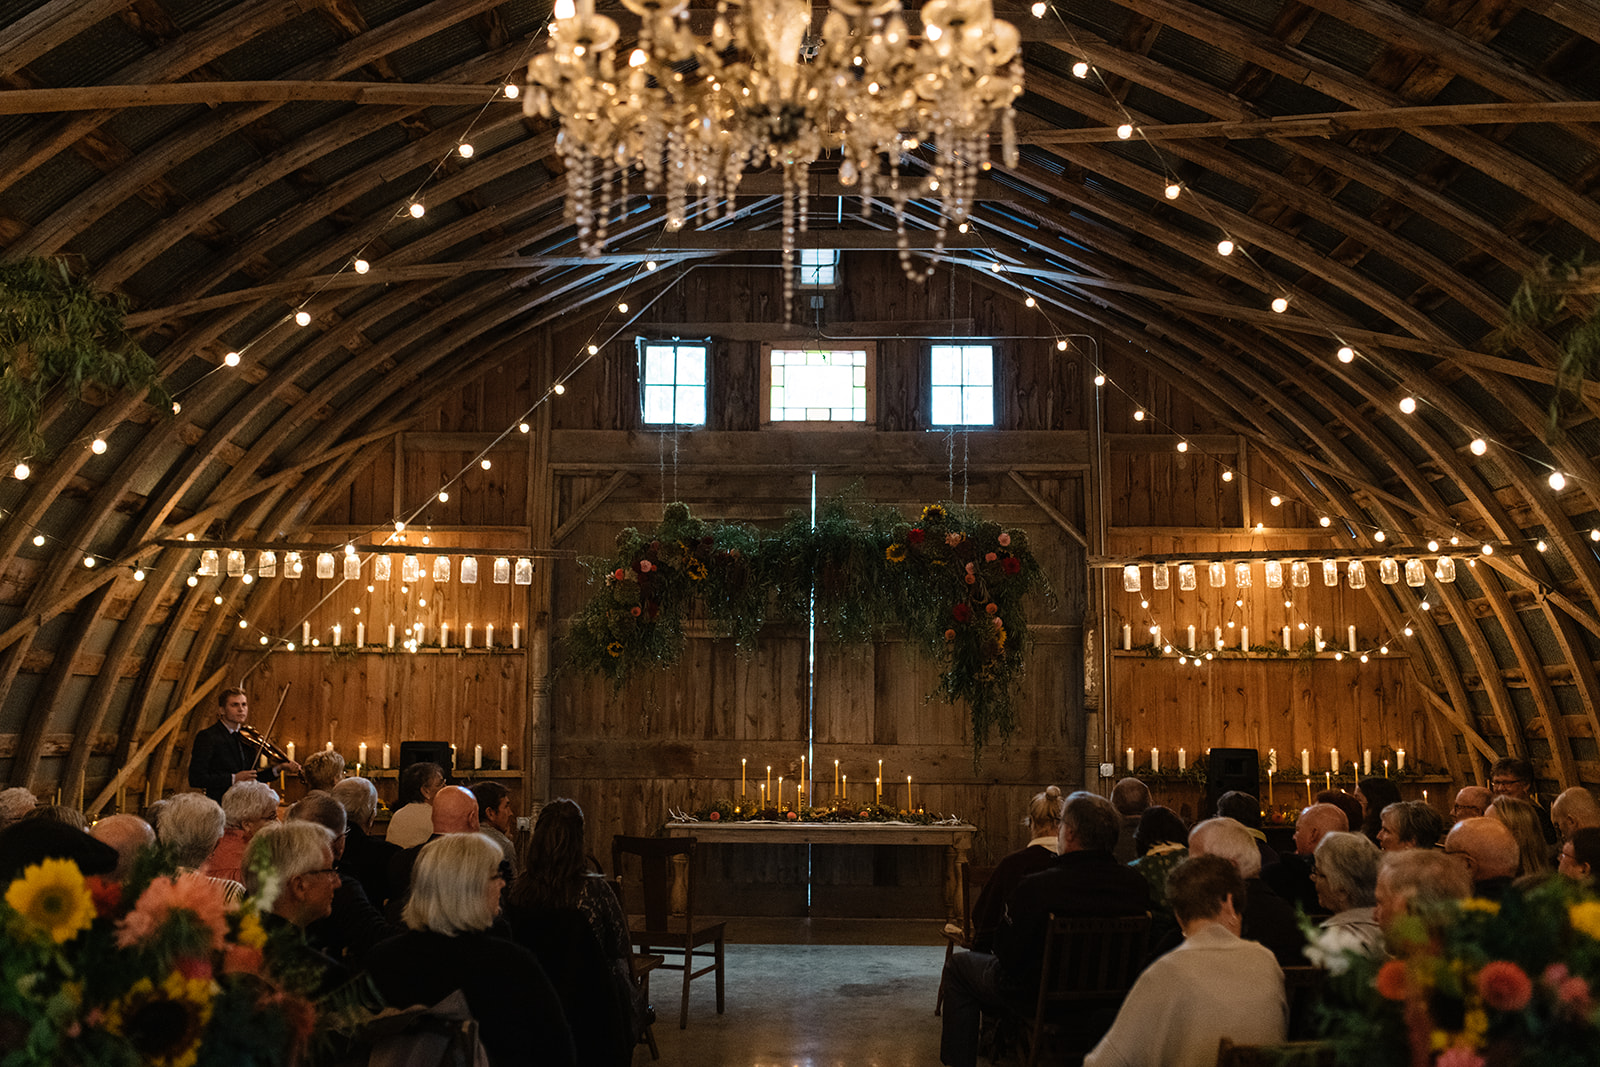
1205 747 1261 819
399 740 455 782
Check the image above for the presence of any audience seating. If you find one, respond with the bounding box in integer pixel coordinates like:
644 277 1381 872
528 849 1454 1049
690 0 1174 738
935 861 996 1016
1017 914 1151 1067
612 834 726 1030
1216 1037 1337 1067
1281 965 1328 1041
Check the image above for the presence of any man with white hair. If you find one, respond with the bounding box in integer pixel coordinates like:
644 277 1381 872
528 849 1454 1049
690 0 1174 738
0 787 38 830
1187 817 1304 965
205 779 279 883
331 776 400 908
244 821 349 994
1552 787 1600 843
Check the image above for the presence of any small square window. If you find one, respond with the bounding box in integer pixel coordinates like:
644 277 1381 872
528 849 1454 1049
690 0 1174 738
639 342 707 426
798 249 839 288
930 345 994 426
762 345 874 427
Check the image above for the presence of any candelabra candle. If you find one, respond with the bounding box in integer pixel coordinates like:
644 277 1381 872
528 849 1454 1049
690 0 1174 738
485 624 494 649
512 623 521 649
382 743 390 769
1397 749 1406 772
1364 749 1372 775
1126 747 1134 772
842 774 847 803
1178 748 1186 772
325 741 334 753
1123 624 1131 650
302 622 311 645
359 742 367 765
332 623 341 646
778 776 784 810
834 759 840 795
742 758 747 798
441 623 449 648
1214 626 1223 650
1240 626 1249 650
1281 626 1290 648
907 775 913 812
1331 747 1339 773
501 743 509 768
1383 759 1389 778
766 765 772 801
1267 769 1273 804
1306 778 1312 806
356 622 364 647
287 742 295 762
1325 771 1331 790
464 623 473 649
387 623 395 648
1301 749 1309 776
1187 625 1196 651
1348 625 1357 653
1151 748 1159 773
1314 625 1324 651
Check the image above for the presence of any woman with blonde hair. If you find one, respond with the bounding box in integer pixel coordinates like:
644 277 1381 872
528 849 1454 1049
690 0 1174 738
1487 795 1552 876
966 785 1063 953
365 833 575 1067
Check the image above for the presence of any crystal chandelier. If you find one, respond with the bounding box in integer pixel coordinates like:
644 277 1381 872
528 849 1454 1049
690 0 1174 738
524 0 1023 316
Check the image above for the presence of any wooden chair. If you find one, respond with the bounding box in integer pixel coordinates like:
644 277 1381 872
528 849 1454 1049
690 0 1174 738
935 861 996 1015
606 874 664 1059
1018 914 1151 1067
1280 965 1328 1041
612 834 726 1030
1216 1038 1337 1067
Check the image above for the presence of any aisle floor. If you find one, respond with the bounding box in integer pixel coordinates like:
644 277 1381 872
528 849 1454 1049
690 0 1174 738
639 919 947 1067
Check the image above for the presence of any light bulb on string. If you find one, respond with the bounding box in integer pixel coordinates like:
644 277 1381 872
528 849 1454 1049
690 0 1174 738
1481 544 1493 555
1024 296 1036 308
1337 346 1355 363
223 351 240 367
480 459 492 470
295 310 311 326
1176 441 1187 453
1093 374 1105 387
553 383 566 395
1319 516 1331 527
1549 471 1567 491
1398 396 1416 414
587 344 599 355
1427 540 1439 552
1116 123 1133 139
241 573 253 585
354 259 370 274
1271 297 1288 313
646 260 657 271
1537 540 1548 552
1270 495 1281 507
458 143 474 158
13 461 29 480
238 619 248 629
1469 438 1486 455
1030 1 1046 16
1056 339 1068 351
187 575 198 587
1217 239 1234 256
408 202 425 218
1375 531 1386 542
503 83 520 98
1072 61 1089 78
438 490 449 503
1222 470 1233 482
519 422 530 433
1164 183 1181 200
259 635 269 645
214 595 224 605
134 567 145 581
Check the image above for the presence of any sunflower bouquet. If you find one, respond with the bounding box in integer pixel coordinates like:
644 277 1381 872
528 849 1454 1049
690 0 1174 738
0 850 349 1067
1317 879 1600 1067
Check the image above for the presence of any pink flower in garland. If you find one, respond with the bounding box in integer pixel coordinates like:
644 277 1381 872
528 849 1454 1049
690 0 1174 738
115 873 230 951
1476 960 1533 1011
985 552 997 563
1435 1049 1484 1067
997 532 1011 547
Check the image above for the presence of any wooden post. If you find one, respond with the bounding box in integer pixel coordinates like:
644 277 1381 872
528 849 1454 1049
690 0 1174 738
525 333 555 809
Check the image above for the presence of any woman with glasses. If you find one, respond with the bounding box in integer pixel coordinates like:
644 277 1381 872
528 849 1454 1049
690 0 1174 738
1308 831 1385 964
365 833 576 1067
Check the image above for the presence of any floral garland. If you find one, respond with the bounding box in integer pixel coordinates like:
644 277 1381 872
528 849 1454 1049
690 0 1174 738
680 801 945 826
565 498 1054 760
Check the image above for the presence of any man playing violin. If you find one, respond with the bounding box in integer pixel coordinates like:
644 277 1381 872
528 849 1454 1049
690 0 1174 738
189 687 301 802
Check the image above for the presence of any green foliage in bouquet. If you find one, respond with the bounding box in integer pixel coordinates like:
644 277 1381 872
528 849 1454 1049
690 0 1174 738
1317 880 1600 1067
565 497 1055 761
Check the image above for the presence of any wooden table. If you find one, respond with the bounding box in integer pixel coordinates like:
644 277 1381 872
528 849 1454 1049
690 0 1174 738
663 820 977 918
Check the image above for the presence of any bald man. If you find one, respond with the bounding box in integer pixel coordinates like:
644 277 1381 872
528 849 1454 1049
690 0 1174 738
1449 786 1491 824
1264 803 1348 914
89 814 155 882
1551 787 1600 843
1444 817 1520 899
384 785 486 921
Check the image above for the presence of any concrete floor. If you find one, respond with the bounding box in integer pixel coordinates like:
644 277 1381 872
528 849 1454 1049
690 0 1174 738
639 919 948 1067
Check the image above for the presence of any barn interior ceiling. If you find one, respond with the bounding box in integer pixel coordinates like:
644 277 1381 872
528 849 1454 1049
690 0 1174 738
2 0 1600 797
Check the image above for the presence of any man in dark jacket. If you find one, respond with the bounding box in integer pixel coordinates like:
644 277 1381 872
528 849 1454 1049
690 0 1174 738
939 791 1152 1067
188 687 299 802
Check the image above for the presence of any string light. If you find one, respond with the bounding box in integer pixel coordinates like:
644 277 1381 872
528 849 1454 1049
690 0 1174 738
32 535 44 546
187 575 198 587
223 351 240 367
13 462 29 480
480 459 492 470
83 556 95 568
1176 441 1188 452
1271 297 1288 313
133 567 145 581
1072 61 1089 78
1398 396 1417 414
1164 183 1181 200
295 310 312 326
354 259 370 274
1030 1 1046 15
1469 438 1487 455
1116 124 1134 139
1549 471 1567 491
1093 373 1105 387
503 83 520 99
1221 471 1233 482
1337 346 1355 363
1216 239 1234 256
519 422 530 433
458 143 474 158
1269 495 1281 506
1024 296 1036 308
553 383 566 395
408 202 425 218
1133 410 1145 421
438 490 449 502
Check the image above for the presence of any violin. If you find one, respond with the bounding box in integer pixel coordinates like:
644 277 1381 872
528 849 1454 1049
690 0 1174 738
239 723 293 767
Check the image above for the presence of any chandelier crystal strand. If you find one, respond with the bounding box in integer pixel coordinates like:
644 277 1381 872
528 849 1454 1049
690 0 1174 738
527 0 1023 315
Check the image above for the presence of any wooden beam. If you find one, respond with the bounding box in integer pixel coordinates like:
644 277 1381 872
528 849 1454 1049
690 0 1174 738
553 471 628 545
85 666 230 816
634 320 979 340
0 80 517 115
621 230 991 251
1008 472 1089 547
1418 685 1500 764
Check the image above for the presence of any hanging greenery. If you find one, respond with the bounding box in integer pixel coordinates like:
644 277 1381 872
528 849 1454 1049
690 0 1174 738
564 497 1055 762
1493 253 1600 440
0 257 170 456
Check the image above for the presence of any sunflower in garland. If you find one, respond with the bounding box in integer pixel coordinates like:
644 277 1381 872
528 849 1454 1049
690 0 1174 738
4 857 96 944
104 971 215 1067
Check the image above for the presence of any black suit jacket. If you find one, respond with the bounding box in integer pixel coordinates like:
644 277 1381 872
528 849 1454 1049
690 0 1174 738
993 848 1152 991
339 823 402 910
189 720 286 801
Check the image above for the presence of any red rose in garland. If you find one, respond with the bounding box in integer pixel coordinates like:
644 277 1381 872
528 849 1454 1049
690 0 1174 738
952 603 973 623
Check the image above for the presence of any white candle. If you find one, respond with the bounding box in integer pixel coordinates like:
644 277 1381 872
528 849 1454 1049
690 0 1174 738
1178 747 1186 771
325 741 334 753
416 623 425 645
1123 624 1132 650
500 743 509 768
332 623 341 646
387 623 395 648
1187 625 1196 650
1240 626 1249 650
474 744 483 770
1282 626 1291 648
1151 748 1160 773
1268 748 1277 773
1214 626 1223 650
1363 749 1372 775
287 741 296 762
1330 747 1339 773
1348 625 1357 652
1397 749 1406 772
302 622 311 645
512 623 521 649
1127 747 1134 772
464 623 473 649
358 742 367 765
356 622 365 647
486 624 494 649
1301 748 1309 776
1314 625 1324 651
441 623 450 648
1153 625 1162 647
382 743 390 768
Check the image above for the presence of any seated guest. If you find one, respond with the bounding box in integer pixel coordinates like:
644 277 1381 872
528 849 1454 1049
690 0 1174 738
1552 787 1600 843
1111 778 1151 864
1376 800 1446 852
507 798 640 1067
968 785 1062 953
89 813 155 882
1316 790 1364 841
0 786 38 831
939 792 1150 1067
289 791 400 962
1558 826 1600 883
1488 756 1556 843
471 781 519 875
365 834 577 1067
1128 805 1189 910
243 821 348 995
386 785 482 920
25 804 90 830
1309 832 1385 962
1084 855 1286 1067
158 792 243 902
1355 778 1402 846
1216 791 1279 874
205 779 279 883
1449 786 1491 824
1264 802 1347 915
1374 850 1472 952
331 776 399 908
386 761 445 849
0 816 117 884
300 749 346 792
1487 796 1552 876
1444 817 1520 899
1188 817 1304 966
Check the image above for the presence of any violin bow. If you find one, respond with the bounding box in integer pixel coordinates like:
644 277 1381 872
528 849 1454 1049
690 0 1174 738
249 682 292 767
